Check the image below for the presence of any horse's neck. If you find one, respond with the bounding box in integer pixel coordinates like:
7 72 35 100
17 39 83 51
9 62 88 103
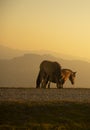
62 71 71 81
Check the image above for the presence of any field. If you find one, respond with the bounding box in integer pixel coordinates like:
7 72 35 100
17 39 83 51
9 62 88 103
0 88 90 130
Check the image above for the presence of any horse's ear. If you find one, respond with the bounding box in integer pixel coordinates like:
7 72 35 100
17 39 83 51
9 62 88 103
74 72 77 75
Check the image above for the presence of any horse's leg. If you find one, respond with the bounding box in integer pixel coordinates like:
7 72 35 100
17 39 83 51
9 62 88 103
61 79 66 88
48 81 50 88
41 79 45 88
36 72 41 88
36 71 41 88
42 75 49 88
60 83 63 88
56 83 62 88
56 78 63 89
41 78 47 88
55 76 60 88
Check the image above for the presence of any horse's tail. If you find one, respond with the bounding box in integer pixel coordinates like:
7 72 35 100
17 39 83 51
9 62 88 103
36 71 41 88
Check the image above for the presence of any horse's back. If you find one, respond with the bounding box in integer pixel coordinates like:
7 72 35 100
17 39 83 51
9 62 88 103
40 60 61 74
40 60 61 68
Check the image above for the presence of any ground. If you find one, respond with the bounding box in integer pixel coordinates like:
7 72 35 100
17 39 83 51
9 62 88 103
0 88 90 130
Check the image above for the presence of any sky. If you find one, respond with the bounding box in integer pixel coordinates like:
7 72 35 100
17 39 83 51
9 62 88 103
0 0 90 60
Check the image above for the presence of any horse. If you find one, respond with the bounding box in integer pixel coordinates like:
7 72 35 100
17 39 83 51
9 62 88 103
47 69 77 88
36 60 62 88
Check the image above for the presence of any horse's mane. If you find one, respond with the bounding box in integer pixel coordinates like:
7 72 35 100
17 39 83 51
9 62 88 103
62 68 73 73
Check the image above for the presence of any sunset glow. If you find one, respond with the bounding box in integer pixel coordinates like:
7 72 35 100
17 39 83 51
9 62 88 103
0 0 90 59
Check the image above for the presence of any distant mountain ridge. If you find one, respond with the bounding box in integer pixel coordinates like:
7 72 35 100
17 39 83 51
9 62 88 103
0 52 90 88
0 45 25 59
0 45 89 62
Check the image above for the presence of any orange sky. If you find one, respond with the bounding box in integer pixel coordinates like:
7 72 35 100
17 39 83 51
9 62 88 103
0 0 90 60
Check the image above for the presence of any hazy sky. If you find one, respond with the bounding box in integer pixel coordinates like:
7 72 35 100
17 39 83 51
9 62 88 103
0 0 90 59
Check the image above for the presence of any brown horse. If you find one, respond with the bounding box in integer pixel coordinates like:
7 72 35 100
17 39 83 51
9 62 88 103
45 69 77 88
36 60 62 88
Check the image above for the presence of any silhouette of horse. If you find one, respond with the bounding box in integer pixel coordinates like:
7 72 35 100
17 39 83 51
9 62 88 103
36 60 62 88
47 69 77 88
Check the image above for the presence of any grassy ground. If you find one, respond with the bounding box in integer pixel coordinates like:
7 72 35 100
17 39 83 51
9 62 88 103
0 101 90 130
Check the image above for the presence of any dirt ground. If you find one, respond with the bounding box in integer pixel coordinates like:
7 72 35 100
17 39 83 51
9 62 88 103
0 88 90 103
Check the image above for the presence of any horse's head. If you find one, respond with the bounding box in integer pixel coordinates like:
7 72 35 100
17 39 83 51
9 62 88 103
69 72 77 85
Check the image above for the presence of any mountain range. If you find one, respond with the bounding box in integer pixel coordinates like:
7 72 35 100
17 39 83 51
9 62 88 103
0 45 90 88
